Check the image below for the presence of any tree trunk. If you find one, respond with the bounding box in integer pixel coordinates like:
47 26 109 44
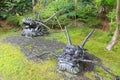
32 0 34 12
106 0 120 51
106 26 119 50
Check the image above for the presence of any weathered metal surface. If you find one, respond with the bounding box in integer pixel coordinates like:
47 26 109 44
56 27 94 74
22 18 49 37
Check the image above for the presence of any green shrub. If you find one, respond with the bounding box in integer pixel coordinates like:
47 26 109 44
107 9 117 27
6 16 20 26
87 17 101 27
6 13 37 28
41 0 65 19
40 0 98 28
95 0 116 9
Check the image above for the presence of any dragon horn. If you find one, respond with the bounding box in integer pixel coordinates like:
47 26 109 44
65 26 72 45
80 29 95 48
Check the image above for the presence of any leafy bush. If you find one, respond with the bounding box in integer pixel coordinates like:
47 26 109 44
40 0 99 28
0 0 33 19
41 0 65 19
6 16 20 26
101 0 116 8
86 17 101 27
95 0 116 9
46 14 71 28
6 13 37 29
107 9 117 27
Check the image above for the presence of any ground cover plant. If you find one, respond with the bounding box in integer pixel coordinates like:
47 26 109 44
45 26 120 79
0 26 120 80
0 42 62 80
0 0 120 80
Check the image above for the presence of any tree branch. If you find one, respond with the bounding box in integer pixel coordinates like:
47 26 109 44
43 10 61 23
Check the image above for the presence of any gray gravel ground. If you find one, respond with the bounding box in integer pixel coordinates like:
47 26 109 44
4 35 65 62
3 35 90 80
3 35 104 80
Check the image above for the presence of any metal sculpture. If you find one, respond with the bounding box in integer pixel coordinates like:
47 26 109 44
22 17 49 37
56 27 94 74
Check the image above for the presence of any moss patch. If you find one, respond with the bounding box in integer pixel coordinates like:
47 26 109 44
45 26 120 79
0 42 61 80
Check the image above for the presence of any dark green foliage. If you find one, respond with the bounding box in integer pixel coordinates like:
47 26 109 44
46 14 71 28
11 0 32 15
0 0 33 19
6 16 19 26
100 0 117 9
1 0 117 28
6 13 36 28
85 17 101 28
40 0 100 28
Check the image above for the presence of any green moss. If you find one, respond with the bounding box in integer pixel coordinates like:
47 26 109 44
0 24 120 79
25 45 32 49
0 42 60 80
94 66 113 80
45 26 120 78
0 28 20 39
84 71 97 80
